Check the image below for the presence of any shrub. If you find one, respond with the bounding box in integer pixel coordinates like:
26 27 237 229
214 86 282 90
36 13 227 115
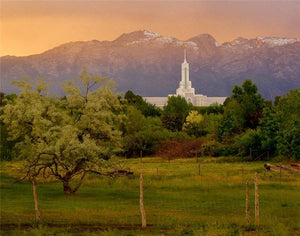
215 144 239 157
159 138 206 161
234 129 262 156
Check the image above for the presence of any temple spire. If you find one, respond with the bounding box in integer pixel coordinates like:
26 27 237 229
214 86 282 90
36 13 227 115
184 43 187 62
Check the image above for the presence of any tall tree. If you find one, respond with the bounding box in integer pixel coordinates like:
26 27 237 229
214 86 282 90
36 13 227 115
258 106 280 155
218 79 265 140
275 89 300 160
232 79 265 129
1 71 123 194
162 96 191 131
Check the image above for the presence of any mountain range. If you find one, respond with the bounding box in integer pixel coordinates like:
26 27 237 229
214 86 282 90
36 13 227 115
1 30 300 100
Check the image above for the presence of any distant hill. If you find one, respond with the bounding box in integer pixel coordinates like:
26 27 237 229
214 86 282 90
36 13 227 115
1 30 300 100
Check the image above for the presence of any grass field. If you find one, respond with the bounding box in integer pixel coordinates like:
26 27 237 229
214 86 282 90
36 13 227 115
1 157 299 235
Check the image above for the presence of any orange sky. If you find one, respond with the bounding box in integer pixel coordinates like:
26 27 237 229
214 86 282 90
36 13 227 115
1 1 300 56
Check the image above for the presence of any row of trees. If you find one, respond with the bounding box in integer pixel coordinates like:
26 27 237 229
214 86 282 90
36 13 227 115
1 71 299 194
217 81 299 159
122 79 299 160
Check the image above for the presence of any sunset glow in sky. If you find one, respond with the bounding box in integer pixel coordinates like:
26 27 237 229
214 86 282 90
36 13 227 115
1 0 300 56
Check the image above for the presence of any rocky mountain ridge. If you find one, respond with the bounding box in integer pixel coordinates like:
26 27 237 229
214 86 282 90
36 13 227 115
1 30 300 100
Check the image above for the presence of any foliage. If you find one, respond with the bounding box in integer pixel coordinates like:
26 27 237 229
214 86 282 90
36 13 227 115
0 92 18 160
275 89 300 160
234 129 262 157
0 71 123 194
217 100 244 141
193 103 224 115
277 123 300 160
215 144 239 157
122 106 172 157
162 95 191 131
232 79 265 129
123 105 146 135
124 90 161 117
183 110 222 138
258 107 280 155
0 124 18 160
219 79 265 141
247 88 300 160
159 138 205 161
203 113 223 136
183 110 206 137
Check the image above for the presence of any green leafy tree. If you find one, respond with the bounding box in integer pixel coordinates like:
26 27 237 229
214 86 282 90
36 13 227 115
183 110 207 137
0 92 18 160
123 106 146 156
232 79 265 129
123 106 171 157
0 92 4 105
162 96 191 131
234 89 300 159
202 113 223 136
235 129 262 156
275 89 300 160
124 106 146 135
124 90 161 117
1 71 123 194
217 100 244 141
258 107 280 155
218 79 265 141
194 103 223 115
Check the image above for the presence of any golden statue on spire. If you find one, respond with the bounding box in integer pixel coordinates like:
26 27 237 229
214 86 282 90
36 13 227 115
183 43 187 62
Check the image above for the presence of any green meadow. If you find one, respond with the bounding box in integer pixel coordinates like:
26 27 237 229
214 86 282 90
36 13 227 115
1 157 299 235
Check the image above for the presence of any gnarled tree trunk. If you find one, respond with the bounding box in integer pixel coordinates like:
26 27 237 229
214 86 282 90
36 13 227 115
61 171 87 195
63 180 74 195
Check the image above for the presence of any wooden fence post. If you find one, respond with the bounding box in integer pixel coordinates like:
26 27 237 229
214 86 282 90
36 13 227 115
32 178 40 226
246 180 250 225
140 171 146 228
255 172 259 226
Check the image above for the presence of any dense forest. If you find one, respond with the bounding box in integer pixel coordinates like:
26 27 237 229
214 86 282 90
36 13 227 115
1 71 299 166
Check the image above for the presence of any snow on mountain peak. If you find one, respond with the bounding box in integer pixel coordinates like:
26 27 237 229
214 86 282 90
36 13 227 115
143 30 160 38
156 36 174 44
256 37 299 47
215 41 221 47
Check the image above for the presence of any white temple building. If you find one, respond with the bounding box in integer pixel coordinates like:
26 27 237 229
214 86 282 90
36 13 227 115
144 44 227 108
